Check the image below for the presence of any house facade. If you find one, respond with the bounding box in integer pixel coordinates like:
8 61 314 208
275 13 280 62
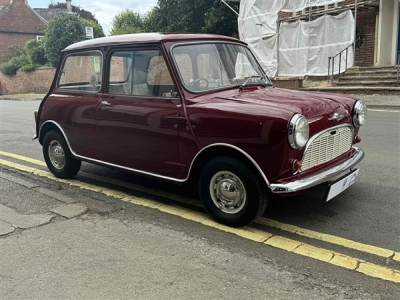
0 0 72 64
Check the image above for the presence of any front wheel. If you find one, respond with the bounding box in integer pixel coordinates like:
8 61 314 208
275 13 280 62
43 131 81 178
198 157 268 227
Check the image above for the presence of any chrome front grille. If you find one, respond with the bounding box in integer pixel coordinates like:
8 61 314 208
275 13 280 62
301 126 353 171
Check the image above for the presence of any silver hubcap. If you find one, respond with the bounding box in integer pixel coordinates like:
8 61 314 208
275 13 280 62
209 171 246 214
48 140 65 170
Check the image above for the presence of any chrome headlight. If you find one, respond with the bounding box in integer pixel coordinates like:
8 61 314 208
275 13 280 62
352 100 367 127
288 114 309 149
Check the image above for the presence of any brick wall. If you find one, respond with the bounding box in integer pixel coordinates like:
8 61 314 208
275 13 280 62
272 77 303 89
354 9 377 66
0 0 47 63
0 68 55 94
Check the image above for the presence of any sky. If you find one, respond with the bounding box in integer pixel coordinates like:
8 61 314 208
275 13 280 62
28 0 157 35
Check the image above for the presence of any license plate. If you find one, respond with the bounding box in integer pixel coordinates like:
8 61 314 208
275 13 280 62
325 169 359 202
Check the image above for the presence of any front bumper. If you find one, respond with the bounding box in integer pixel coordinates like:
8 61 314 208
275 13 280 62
270 147 364 194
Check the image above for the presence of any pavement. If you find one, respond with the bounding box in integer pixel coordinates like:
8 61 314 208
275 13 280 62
0 172 88 235
0 92 399 110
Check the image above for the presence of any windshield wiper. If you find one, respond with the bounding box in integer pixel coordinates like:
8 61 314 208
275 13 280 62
239 75 268 91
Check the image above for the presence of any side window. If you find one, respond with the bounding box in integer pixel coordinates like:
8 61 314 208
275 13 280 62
58 51 102 92
109 51 133 95
107 49 178 97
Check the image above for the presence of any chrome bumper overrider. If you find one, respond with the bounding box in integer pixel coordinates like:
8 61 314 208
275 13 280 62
270 147 364 194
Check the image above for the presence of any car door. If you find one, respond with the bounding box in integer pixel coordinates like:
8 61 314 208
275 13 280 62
95 47 184 178
45 50 103 159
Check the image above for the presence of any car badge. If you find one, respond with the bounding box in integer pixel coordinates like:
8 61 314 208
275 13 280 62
328 112 345 122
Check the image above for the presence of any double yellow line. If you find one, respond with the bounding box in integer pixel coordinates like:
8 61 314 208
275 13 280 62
0 150 399 283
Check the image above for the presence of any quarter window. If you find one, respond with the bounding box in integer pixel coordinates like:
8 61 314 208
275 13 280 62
57 51 102 92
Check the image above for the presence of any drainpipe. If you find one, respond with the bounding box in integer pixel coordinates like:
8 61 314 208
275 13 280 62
354 0 358 65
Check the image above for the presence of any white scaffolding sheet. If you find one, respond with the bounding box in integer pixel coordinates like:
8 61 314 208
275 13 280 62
279 10 354 76
238 0 354 77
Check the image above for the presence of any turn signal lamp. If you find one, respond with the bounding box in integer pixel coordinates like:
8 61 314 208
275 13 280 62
292 159 302 172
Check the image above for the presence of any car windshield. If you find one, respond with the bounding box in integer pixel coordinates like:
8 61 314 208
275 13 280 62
172 43 271 93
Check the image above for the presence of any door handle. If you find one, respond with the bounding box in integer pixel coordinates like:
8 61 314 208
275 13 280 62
100 100 111 106
166 116 187 125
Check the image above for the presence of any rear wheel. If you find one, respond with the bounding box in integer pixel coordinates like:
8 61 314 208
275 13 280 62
43 131 81 178
198 156 268 227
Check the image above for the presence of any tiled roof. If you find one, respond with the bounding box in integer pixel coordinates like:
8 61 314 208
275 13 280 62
34 8 68 22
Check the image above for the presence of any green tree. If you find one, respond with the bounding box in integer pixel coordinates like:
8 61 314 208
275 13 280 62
150 0 238 36
24 39 47 66
109 0 239 37
43 14 85 67
156 0 210 32
80 18 105 38
110 9 146 35
202 0 239 37
143 7 162 32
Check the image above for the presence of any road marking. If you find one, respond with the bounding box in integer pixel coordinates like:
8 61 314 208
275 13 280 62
1 157 400 283
257 218 398 261
1 150 399 263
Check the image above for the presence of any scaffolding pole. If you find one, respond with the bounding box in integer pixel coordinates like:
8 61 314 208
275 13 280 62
221 0 239 16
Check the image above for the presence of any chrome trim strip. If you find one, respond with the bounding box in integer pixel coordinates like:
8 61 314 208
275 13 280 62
270 147 364 194
288 114 308 149
186 143 271 187
39 121 75 153
39 121 270 185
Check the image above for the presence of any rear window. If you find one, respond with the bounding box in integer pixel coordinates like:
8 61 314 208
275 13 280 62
57 50 103 92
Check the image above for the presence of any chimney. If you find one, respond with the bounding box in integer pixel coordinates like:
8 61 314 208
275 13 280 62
66 0 72 13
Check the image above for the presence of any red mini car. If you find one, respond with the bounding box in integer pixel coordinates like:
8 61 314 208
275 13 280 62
34 33 366 227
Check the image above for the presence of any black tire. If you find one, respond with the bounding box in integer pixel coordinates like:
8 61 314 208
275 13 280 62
43 131 81 178
198 156 268 227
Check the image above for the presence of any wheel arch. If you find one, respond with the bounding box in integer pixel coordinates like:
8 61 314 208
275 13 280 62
39 121 74 156
187 144 270 189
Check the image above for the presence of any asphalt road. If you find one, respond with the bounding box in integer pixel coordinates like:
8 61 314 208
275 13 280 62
0 99 399 299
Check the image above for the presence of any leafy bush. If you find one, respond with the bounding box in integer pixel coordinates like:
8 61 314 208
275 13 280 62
0 55 29 75
0 62 19 75
6 45 24 60
25 40 47 65
20 63 38 72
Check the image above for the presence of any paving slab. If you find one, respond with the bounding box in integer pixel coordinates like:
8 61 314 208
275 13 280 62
0 204 53 230
0 219 15 235
50 203 88 219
